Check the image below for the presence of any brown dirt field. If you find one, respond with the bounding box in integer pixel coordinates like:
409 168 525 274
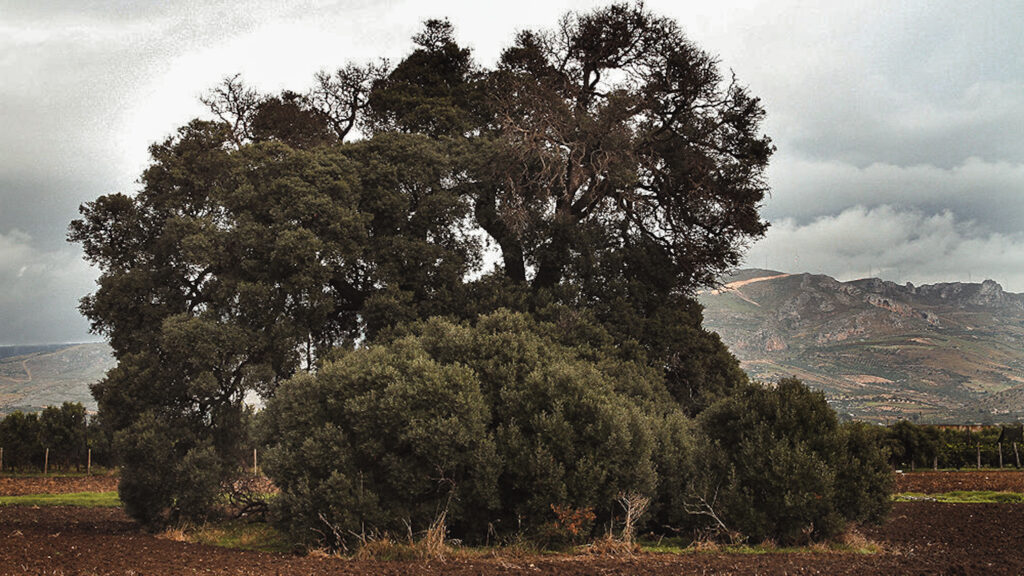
0 503 1020 575
896 469 1024 493
0 474 117 496
3 471 1024 575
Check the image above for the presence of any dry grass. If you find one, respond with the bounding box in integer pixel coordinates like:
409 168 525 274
690 538 722 553
305 547 337 559
155 520 290 553
352 510 454 562
582 532 640 556
156 525 190 543
837 526 884 554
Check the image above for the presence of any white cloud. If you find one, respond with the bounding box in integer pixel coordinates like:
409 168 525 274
745 205 1024 291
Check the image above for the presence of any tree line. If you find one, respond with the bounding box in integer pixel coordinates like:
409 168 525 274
886 420 1024 470
0 402 112 472
69 2 892 549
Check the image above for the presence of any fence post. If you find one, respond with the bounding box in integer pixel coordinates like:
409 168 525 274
976 443 981 470
87 448 92 475
933 455 938 470
999 442 1004 468
0 447 3 473
253 448 258 477
44 448 49 475
1015 442 1021 468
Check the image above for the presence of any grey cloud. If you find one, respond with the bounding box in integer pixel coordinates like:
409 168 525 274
2 0 1024 343
726 0 1024 169
763 157 1024 235
0 230 95 345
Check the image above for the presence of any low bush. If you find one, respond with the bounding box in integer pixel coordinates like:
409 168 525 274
260 315 892 551
695 379 891 544
260 310 664 550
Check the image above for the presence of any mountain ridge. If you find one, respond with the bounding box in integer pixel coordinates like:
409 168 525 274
0 342 113 415
700 270 1024 423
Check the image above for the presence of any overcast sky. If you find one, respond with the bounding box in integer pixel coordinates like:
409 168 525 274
2 0 1022 344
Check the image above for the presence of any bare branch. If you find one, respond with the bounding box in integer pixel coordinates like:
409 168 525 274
308 61 390 142
200 74 261 147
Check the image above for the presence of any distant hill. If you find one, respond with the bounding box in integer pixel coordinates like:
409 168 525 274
0 343 113 415
699 270 1024 424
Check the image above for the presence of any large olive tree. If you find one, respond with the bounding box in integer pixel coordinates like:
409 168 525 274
71 2 772 526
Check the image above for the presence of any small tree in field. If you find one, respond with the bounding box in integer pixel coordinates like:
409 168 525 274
695 379 891 544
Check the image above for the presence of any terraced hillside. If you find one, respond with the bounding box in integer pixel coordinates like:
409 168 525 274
699 270 1024 423
0 343 113 414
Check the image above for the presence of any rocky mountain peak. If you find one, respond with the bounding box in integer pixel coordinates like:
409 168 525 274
700 270 1024 423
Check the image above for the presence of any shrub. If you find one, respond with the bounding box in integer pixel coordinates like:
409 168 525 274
115 412 226 527
834 421 892 524
260 339 499 549
695 379 891 544
260 310 663 549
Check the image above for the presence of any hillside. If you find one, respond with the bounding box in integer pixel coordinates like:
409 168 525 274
699 270 1024 423
0 343 113 415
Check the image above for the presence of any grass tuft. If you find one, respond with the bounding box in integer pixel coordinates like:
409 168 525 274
158 520 291 553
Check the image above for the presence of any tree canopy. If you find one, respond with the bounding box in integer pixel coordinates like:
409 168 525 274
69 2 789 531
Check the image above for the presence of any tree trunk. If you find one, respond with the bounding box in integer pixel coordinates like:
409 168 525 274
474 190 527 283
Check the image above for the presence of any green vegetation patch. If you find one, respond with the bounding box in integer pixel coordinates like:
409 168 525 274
164 520 292 554
0 491 120 507
895 491 1024 503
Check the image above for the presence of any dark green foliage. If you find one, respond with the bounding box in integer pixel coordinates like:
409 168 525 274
71 121 477 525
833 422 893 525
85 411 115 468
0 403 93 472
38 402 87 470
260 311 663 549
882 421 1017 470
887 419 928 470
115 412 227 526
0 411 42 472
368 19 482 137
594 296 749 415
647 411 702 529
696 379 891 544
67 2 893 545
260 340 498 549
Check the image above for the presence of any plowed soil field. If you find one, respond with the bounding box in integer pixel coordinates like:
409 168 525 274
896 469 1024 493
0 474 117 496
2 472 1024 575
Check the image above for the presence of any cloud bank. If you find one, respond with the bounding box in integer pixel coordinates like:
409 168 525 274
0 231 95 345
745 205 1024 291
2 0 1023 343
